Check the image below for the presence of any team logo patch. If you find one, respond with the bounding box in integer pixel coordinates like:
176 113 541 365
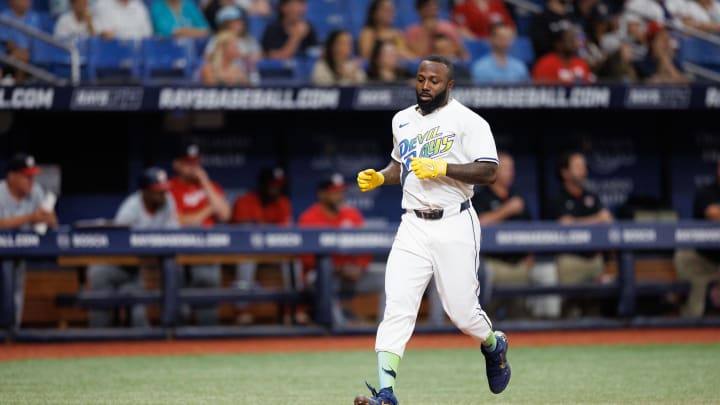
398 126 456 168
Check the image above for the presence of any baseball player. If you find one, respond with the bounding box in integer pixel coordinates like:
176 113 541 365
354 55 511 405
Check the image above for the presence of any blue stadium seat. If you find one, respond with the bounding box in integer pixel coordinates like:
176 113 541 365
141 37 195 82
87 37 141 83
463 38 490 62
394 0 419 29
256 58 300 84
247 14 269 42
31 37 88 80
37 11 54 32
306 0 349 42
347 0 370 38
679 36 720 69
509 35 534 66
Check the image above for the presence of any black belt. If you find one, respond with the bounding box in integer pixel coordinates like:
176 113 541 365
413 200 471 220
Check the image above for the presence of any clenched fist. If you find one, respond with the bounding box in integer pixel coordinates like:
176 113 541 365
357 169 385 192
410 157 447 179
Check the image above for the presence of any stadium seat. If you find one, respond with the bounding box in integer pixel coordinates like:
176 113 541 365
306 0 349 42
256 58 299 84
87 37 141 83
509 35 535 66
31 37 88 80
463 38 490 62
679 36 720 70
141 37 195 82
394 0 419 29
347 0 370 37
247 14 269 43
37 11 54 33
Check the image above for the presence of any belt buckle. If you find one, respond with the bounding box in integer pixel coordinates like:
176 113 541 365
415 209 443 220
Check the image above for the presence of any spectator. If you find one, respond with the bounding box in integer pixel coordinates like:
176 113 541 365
674 159 720 318
231 167 292 324
684 0 720 32
595 41 639 82
0 0 41 82
635 21 687 84
452 0 515 39
204 5 261 83
584 1 615 73
359 0 416 61
311 29 367 86
297 173 375 325
150 0 209 38
203 0 272 29
405 0 468 60
87 167 178 328
472 152 533 319
199 30 251 85
471 22 529 83
366 40 413 84
168 144 231 325
261 0 319 60
624 0 689 26
544 151 613 317
93 0 153 40
0 153 58 328
530 0 578 58
532 25 593 84
54 0 95 40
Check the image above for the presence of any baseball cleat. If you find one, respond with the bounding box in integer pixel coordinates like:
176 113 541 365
481 331 511 394
354 382 398 405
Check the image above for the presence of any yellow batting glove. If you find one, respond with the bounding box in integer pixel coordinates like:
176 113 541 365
357 169 385 192
410 157 447 179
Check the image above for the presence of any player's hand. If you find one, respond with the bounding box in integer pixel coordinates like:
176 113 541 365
357 169 384 192
410 157 447 179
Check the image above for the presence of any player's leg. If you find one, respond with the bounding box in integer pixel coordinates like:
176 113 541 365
431 209 511 394
675 249 720 317
86 264 124 327
189 263 221 325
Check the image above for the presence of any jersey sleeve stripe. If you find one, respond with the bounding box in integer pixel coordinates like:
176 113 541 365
474 157 499 163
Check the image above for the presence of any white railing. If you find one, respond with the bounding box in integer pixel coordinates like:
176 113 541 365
0 14 79 85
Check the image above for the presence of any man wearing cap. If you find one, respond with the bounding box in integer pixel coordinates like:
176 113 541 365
297 173 373 325
168 144 230 325
87 167 179 328
231 166 293 324
0 153 58 328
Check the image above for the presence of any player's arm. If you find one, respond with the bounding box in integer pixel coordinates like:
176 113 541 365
357 160 401 192
478 196 525 224
705 203 720 221
446 161 497 185
559 208 613 225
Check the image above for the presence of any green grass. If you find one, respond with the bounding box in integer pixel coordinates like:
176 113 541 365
0 343 718 404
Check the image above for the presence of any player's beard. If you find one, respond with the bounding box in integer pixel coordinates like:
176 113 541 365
417 86 449 115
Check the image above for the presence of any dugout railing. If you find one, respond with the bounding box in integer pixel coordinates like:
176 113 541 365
1 221 719 341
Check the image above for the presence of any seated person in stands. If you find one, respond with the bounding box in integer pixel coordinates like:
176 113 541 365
674 159 720 318
150 0 209 39
231 167 293 325
472 152 533 319
544 151 613 317
471 22 529 84
0 153 58 328
452 0 515 39
203 0 272 31
92 0 153 40
635 22 687 84
54 0 95 41
358 0 416 61
532 24 592 84
200 31 251 85
0 0 41 83
297 173 374 325
261 0 319 60
405 0 468 60
87 167 178 328
366 40 414 84
168 144 231 325
204 6 261 84
311 30 367 86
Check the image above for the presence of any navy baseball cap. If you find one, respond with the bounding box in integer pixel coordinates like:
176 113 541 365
215 5 245 26
318 173 346 191
138 167 170 191
7 153 42 176
258 167 287 186
177 143 201 164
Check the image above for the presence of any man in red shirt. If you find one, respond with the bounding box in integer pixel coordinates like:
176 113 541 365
298 173 373 325
231 166 293 324
168 143 231 325
452 0 515 39
532 24 592 84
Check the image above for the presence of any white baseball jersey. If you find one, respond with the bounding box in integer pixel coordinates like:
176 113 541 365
390 98 498 210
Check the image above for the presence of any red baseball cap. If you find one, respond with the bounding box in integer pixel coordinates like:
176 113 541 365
178 143 202 164
7 153 42 176
318 173 346 192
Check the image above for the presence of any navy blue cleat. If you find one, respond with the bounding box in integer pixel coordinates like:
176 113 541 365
354 382 399 405
481 331 511 394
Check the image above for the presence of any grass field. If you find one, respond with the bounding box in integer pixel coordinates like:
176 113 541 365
0 343 718 404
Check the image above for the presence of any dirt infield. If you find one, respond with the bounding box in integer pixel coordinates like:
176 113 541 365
1 328 718 362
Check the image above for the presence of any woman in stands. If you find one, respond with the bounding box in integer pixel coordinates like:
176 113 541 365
311 29 366 86
204 6 261 84
199 30 250 85
366 39 413 84
358 0 416 61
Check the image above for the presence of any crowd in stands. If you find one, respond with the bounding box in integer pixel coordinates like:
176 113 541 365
1 0 719 85
2 146 719 327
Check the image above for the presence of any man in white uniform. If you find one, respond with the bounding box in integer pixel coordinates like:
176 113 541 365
354 55 511 405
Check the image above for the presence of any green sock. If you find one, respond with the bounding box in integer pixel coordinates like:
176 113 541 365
482 331 497 352
377 351 400 390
